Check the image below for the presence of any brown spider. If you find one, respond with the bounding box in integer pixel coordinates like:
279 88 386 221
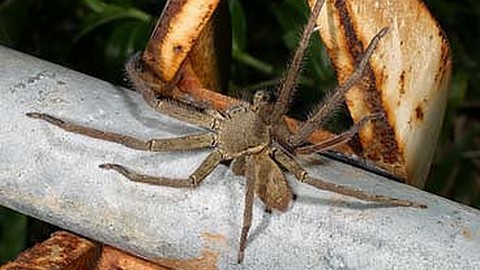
26 0 426 263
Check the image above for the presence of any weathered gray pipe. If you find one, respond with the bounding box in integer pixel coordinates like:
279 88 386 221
0 46 479 269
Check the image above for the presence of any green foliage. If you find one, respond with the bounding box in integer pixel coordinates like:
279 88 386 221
228 0 335 119
424 0 480 206
0 0 156 82
0 207 26 263
74 0 153 79
0 0 478 262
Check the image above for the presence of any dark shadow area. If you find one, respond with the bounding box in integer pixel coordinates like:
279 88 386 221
246 210 272 247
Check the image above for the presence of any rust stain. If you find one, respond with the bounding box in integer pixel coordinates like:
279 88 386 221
151 232 227 270
334 0 363 59
97 246 171 270
201 232 227 246
0 231 101 270
154 250 218 270
173 45 184 54
333 0 403 168
434 41 452 88
399 70 406 96
143 0 221 82
315 0 454 184
461 227 473 240
415 105 424 121
143 0 188 81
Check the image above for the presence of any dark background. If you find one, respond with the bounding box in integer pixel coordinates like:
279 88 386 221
1 0 479 263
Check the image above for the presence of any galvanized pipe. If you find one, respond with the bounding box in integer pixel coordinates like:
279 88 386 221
0 46 479 269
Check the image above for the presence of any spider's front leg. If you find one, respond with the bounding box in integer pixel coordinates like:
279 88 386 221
288 27 388 147
26 113 215 151
26 112 223 188
271 148 426 208
101 150 223 188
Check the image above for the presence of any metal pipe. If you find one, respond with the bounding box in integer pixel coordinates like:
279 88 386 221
0 46 479 269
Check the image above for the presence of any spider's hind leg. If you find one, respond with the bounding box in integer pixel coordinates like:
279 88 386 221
271 148 426 208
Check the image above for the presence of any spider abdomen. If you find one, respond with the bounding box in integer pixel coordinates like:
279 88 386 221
216 107 270 159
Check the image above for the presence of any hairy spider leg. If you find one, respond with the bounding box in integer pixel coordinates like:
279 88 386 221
271 148 427 208
26 112 224 188
289 27 388 147
269 0 326 124
100 151 223 188
125 54 219 129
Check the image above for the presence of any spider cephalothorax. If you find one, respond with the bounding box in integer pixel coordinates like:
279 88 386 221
26 0 425 263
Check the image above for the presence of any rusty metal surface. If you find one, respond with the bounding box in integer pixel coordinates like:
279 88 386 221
97 246 172 270
0 231 184 270
0 231 100 270
143 0 222 82
312 0 451 187
0 46 479 269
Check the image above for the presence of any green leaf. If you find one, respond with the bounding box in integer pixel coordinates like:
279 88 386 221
232 51 274 74
426 123 480 194
103 20 152 80
228 0 247 52
271 0 306 49
75 3 151 41
81 0 108 13
0 207 27 264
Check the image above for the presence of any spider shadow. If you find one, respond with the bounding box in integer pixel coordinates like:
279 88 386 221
246 208 272 247
294 195 405 210
245 195 400 249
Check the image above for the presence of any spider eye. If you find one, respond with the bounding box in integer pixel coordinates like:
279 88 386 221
253 90 271 104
